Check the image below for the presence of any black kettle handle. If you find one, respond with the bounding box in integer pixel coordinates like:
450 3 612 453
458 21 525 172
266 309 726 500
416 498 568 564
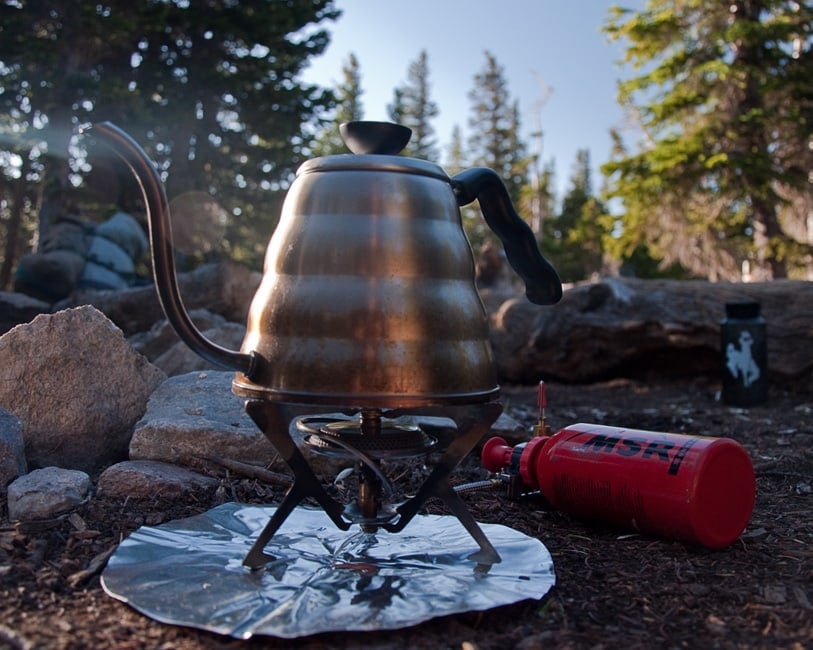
452 168 562 305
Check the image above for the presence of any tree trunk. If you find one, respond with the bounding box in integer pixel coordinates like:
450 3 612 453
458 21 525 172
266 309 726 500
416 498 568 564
487 277 813 390
733 0 788 280
0 177 29 290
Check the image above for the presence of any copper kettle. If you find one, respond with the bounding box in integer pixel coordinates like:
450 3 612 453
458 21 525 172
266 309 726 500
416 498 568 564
89 121 561 408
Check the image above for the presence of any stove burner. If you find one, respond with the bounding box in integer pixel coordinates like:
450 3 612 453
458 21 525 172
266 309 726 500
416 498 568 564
240 400 503 570
298 415 437 459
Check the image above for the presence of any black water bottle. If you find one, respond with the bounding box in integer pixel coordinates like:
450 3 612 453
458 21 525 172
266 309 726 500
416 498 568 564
721 301 767 406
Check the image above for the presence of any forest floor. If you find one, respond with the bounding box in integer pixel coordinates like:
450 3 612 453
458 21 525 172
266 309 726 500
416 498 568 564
1 377 811 649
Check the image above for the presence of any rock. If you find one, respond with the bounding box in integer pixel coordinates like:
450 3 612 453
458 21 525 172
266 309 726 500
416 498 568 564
492 411 527 441
479 286 521 318
152 322 246 376
0 408 27 489
127 309 231 361
7 467 91 521
396 411 526 448
55 261 261 336
128 372 375 479
490 277 813 388
0 291 50 336
129 371 277 469
97 460 218 500
0 306 166 472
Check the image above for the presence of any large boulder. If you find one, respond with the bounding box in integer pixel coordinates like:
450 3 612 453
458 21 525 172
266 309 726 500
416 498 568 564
0 306 166 472
127 308 233 361
150 322 247 376
129 371 277 468
491 277 813 389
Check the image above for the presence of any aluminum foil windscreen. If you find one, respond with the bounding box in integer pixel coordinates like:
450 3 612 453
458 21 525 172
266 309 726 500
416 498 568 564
101 503 555 639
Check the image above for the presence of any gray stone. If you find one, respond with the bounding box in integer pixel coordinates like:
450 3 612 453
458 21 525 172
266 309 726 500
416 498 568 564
55 261 261 336
7 467 91 521
395 411 525 447
97 460 218 500
129 371 277 468
0 306 166 472
130 373 524 481
151 322 246 376
0 290 50 336
127 309 230 361
0 408 27 489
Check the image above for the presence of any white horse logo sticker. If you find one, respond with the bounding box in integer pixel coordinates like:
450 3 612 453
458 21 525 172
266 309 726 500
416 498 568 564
725 331 761 387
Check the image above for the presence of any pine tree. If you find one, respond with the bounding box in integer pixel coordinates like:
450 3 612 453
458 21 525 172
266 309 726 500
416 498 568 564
388 50 439 160
445 125 467 174
467 51 528 203
0 0 340 273
602 0 813 280
312 52 365 156
543 150 609 282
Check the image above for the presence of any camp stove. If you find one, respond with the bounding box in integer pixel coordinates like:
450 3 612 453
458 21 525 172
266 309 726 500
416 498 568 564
239 400 503 567
90 120 562 571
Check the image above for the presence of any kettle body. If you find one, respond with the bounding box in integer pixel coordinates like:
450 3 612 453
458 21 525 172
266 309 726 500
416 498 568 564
235 153 497 406
86 121 562 409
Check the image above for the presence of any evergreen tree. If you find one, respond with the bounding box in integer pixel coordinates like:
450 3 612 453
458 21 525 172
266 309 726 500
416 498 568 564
0 3 140 246
467 51 528 203
445 124 467 174
602 0 813 280
0 0 340 274
388 50 439 160
312 52 364 156
387 88 407 130
543 150 609 282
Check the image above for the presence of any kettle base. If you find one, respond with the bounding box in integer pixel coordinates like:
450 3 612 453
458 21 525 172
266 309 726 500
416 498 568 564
232 376 501 409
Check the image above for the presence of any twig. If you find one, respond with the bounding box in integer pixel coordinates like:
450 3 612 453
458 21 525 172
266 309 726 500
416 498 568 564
197 455 293 488
66 546 117 588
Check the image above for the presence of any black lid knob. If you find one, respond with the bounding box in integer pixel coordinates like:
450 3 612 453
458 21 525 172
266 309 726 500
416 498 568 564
339 121 412 155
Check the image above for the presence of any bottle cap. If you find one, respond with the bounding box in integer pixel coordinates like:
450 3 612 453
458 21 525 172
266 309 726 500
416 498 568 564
688 438 756 549
725 301 761 319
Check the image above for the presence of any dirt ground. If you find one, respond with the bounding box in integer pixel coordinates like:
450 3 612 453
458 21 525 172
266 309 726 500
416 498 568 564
1 377 811 649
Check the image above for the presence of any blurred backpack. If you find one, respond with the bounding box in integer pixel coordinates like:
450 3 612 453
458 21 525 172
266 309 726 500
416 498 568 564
14 211 148 303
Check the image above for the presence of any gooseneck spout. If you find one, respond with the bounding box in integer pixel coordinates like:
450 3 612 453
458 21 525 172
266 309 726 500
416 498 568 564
83 122 258 378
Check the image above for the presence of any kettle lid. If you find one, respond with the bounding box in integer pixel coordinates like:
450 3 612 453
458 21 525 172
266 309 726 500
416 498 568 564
298 121 448 181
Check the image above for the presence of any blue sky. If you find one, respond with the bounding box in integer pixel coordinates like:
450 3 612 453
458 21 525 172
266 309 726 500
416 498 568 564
302 0 645 200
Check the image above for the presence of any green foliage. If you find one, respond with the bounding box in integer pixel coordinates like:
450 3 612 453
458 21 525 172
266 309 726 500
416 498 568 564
542 150 612 283
602 0 813 280
0 0 340 276
311 52 363 156
388 50 439 161
467 52 529 204
14 2 805 292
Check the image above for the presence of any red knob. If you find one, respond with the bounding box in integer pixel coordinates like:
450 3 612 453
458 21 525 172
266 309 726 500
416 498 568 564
481 437 512 472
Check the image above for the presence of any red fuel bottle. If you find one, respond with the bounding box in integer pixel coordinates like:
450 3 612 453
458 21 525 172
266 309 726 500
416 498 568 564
482 423 756 549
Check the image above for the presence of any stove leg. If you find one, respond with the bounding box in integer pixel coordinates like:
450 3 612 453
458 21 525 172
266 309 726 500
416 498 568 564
242 400 349 569
383 402 502 565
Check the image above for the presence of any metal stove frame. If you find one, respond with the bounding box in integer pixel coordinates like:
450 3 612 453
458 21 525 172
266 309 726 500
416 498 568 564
241 399 503 569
